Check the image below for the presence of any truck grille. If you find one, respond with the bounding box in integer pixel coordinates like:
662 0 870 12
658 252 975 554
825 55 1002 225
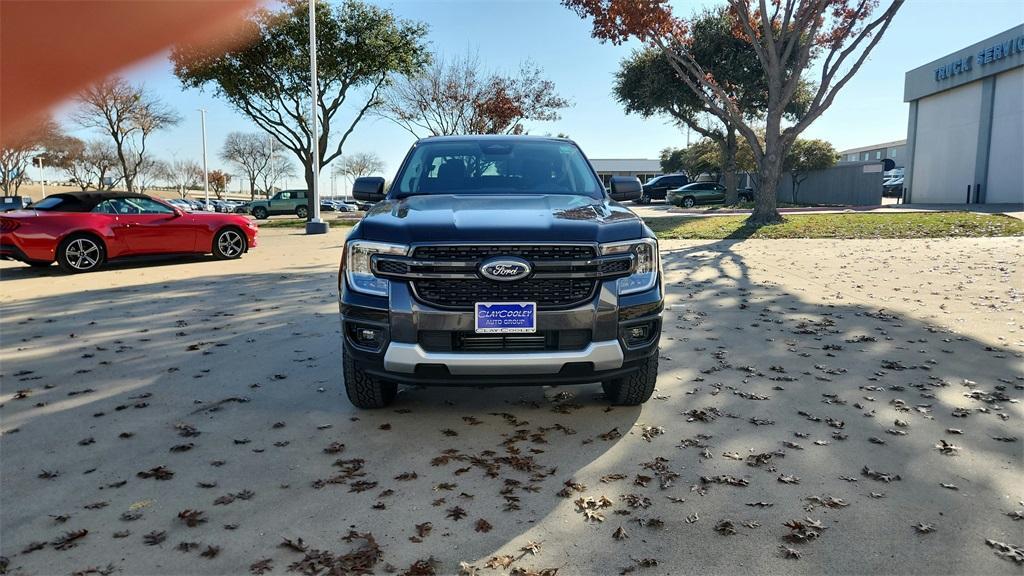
413 244 595 260
412 278 596 309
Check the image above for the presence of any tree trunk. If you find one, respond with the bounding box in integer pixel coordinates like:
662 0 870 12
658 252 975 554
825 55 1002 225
750 152 784 225
249 177 256 201
722 124 738 205
303 160 316 222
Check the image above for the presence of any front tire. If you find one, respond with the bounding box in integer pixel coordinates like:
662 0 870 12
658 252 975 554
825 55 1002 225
57 234 105 273
681 196 696 208
212 227 247 260
252 206 268 219
343 353 397 409
602 352 658 406
296 205 308 219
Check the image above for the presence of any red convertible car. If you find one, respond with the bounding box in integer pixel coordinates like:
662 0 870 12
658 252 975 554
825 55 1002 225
0 192 258 273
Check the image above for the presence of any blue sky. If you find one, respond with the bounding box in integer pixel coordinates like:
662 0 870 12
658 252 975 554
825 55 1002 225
52 0 1024 193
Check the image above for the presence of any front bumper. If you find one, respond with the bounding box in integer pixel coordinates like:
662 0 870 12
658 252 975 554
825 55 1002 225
383 339 625 375
340 275 662 387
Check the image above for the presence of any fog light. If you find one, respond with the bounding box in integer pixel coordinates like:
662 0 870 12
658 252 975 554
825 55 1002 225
624 322 653 346
347 323 385 351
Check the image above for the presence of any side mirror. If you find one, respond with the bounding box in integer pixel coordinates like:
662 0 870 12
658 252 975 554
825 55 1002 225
353 176 386 202
608 176 642 202
171 208 184 218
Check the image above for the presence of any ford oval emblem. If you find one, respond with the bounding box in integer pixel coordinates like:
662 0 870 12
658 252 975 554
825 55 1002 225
479 257 532 282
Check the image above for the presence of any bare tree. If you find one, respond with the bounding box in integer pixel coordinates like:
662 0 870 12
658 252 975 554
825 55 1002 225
0 115 61 196
220 132 274 200
259 153 297 198
159 158 205 197
62 139 122 191
378 52 570 138
71 76 180 192
336 152 384 179
134 158 164 193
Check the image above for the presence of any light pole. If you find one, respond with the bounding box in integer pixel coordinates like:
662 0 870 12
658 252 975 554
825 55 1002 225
305 0 328 234
35 156 45 196
268 138 275 198
199 108 209 206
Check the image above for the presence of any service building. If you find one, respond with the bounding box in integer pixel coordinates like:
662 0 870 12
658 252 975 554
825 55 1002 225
903 24 1024 204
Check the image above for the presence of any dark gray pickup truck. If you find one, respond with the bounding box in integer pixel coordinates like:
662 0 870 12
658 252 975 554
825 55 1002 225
337 135 663 408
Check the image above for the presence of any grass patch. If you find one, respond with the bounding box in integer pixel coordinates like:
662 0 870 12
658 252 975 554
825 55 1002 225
646 212 1024 240
256 217 357 229
699 201 819 211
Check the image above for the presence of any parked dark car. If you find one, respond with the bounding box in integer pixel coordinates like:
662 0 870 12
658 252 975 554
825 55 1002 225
882 177 904 198
667 182 754 208
339 135 662 409
1 196 33 212
636 173 688 204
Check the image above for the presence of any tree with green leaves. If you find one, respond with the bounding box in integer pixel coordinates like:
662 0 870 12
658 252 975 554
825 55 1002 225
659 147 686 174
615 8 794 203
567 0 903 224
785 138 838 204
171 0 430 200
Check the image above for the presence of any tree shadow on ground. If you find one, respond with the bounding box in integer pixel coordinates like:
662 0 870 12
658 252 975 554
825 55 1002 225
1 242 1021 575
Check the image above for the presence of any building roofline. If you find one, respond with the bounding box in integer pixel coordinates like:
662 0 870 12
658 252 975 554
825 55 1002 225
839 140 907 155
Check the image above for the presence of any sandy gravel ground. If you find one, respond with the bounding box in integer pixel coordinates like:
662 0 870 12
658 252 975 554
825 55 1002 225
1 229 1022 576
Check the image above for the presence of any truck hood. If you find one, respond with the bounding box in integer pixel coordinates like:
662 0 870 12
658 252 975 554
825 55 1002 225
354 194 644 244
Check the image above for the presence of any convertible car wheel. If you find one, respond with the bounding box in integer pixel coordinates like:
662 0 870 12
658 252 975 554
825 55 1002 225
57 234 106 273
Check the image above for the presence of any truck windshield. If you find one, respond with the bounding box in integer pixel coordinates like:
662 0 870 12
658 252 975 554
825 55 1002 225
391 140 605 199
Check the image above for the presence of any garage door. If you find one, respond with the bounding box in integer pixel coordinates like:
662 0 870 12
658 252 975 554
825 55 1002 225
985 67 1024 204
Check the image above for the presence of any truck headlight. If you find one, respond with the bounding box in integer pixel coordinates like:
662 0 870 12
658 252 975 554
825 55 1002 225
600 238 659 295
345 240 408 297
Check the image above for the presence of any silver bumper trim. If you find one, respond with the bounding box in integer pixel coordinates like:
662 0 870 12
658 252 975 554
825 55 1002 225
383 340 625 375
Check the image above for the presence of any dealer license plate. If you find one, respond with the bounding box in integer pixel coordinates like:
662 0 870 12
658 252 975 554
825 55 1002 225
475 302 536 333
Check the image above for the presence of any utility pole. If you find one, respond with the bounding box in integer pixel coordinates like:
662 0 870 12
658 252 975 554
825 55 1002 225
305 0 328 234
36 156 44 196
199 108 209 207
268 138 275 198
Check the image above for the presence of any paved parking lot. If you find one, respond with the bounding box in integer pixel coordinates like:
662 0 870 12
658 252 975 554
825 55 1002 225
1 228 1021 575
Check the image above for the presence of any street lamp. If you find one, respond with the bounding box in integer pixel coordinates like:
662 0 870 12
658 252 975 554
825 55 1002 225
305 0 328 234
199 108 209 206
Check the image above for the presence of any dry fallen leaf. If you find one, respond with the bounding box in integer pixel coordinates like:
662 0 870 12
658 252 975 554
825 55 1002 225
913 522 935 534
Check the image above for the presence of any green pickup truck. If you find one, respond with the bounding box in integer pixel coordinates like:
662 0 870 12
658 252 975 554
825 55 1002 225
249 189 309 219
